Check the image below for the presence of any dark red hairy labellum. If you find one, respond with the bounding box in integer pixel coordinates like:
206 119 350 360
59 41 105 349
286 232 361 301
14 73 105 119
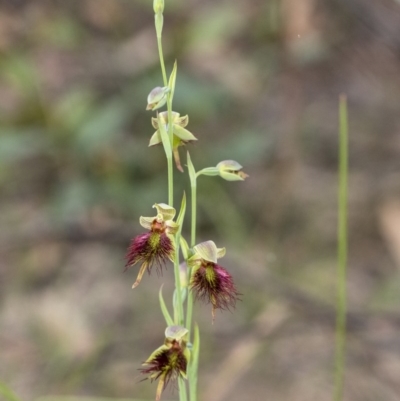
125 232 174 274
141 341 187 386
190 262 239 312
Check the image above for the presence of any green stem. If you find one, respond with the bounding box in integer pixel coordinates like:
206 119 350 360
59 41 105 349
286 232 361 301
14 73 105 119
179 378 188 401
173 234 184 326
334 94 348 401
167 155 173 207
185 181 197 338
157 35 168 86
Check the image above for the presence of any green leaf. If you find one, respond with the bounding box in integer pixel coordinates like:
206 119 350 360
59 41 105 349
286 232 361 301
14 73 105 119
159 285 174 326
158 112 172 159
187 151 196 188
168 60 178 103
176 192 186 230
0 382 22 401
180 236 190 260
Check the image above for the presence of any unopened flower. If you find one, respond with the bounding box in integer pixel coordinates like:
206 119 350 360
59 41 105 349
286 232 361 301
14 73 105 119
146 86 169 111
153 0 164 14
141 325 190 401
125 203 178 288
149 111 198 172
195 160 248 181
188 240 239 321
217 160 249 181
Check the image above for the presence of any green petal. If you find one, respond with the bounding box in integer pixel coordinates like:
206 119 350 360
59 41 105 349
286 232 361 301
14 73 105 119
139 216 155 229
154 203 176 221
177 114 189 128
166 220 179 235
149 130 162 146
173 125 198 141
193 240 218 263
216 247 226 259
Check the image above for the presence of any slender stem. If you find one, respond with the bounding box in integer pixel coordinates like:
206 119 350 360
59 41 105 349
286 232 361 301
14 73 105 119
334 94 348 401
191 183 197 247
167 155 173 207
179 378 188 401
173 234 184 326
185 182 197 338
157 35 168 86
166 100 174 206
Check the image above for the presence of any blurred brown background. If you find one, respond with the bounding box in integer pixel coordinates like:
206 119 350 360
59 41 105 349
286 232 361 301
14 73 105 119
1 0 400 400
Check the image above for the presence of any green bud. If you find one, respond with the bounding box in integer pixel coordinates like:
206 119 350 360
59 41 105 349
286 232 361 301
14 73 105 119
146 86 169 111
217 160 249 181
153 0 164 14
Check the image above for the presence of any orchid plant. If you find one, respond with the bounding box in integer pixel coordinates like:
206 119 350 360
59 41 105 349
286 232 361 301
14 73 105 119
124 1 248 400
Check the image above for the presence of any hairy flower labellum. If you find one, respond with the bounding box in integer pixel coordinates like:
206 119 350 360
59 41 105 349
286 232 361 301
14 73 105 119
141 326 189 401
188 241 239 320
125 204 178 288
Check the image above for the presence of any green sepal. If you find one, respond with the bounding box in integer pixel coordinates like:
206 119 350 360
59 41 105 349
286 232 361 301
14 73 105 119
149 130 161 146
153 203 176 221
187 151 197 188
158 113 172 159
168 60 178 103
159 284 174 326
173 125 197 142
193 240 219 263
139 216 154 229
196 167 219 177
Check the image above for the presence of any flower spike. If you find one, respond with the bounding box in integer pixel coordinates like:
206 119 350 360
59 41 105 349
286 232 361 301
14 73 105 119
141 326 190 401
188 240 239 321
125 203 178 288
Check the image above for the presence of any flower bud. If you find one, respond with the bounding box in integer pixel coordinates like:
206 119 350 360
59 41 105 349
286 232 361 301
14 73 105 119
146 86 169 111
153 0 164 14
217 160 249 181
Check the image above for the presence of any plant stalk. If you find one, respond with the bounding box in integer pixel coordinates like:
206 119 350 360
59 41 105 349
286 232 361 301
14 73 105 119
334 94 349 401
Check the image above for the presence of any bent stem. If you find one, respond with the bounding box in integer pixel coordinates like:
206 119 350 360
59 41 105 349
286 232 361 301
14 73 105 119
334 94 348 401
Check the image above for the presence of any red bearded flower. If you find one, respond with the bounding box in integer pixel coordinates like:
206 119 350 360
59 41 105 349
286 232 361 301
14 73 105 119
125 203 178 288
141 326 190 401
188 240 239 321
